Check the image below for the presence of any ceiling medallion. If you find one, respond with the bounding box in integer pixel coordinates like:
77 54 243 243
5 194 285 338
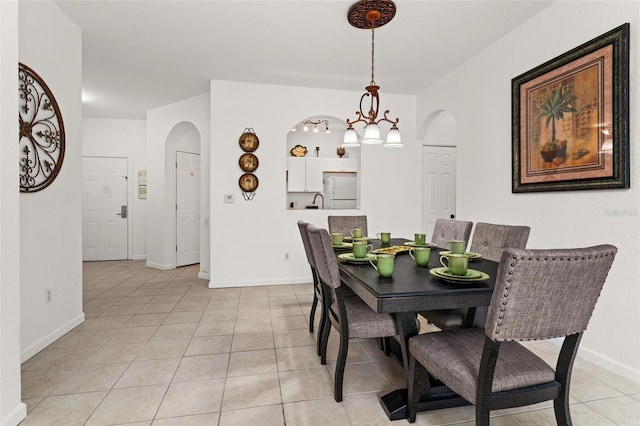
18 63 66 192
347 0 396 29
343 0 402 148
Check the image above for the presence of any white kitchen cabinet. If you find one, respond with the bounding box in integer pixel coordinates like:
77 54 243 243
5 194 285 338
324 158 358 172
304 159 328 192
287 157 359 192
287 157 307 192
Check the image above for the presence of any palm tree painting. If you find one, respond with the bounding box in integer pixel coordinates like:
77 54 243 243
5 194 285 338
534 83 576 161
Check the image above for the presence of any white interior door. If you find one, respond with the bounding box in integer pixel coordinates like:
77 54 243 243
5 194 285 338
176 151 200 267
422 146 457 239
82 156 128 261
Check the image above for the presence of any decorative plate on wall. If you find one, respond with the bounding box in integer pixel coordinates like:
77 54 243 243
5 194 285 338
239 153 259 172
18 63 66 193
239 173 259 192
239 132 259 152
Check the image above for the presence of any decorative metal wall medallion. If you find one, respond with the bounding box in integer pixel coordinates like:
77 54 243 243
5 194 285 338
19 63 66 193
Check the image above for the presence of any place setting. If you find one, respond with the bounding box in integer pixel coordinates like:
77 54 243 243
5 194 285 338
405 232 436 248
430 240 489 284
343 227 367 241
438 240 482 260
337 237 375 263
331 233 353 250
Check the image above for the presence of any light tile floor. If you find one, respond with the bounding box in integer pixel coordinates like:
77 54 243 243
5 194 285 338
19 260 640 425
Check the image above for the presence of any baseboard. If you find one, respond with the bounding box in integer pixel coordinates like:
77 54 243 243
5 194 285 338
2 402 27 426
145 260 174 270
21 312 85 362
578 344 640 384
198 271 210 280
131 254 147 260
209 276 311 288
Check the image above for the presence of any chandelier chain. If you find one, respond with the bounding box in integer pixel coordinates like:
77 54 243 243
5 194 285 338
370 29 375 85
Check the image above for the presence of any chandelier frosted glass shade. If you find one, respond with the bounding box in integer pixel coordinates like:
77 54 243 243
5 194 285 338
384 124 402 147
342 126 360 147
362 123 382 144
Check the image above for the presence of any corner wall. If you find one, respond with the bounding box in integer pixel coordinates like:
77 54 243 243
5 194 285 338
19 0 84 360
146 94 210 276
417 1 639 380
0 2 27 424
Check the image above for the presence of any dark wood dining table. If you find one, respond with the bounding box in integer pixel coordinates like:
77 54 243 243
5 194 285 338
337 238 499 420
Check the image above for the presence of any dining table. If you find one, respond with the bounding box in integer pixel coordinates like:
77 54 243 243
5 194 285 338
337 237 499 421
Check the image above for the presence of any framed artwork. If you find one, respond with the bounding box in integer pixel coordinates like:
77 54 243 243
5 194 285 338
512 23 629 193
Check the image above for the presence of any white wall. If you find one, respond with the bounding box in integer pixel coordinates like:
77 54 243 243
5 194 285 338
417 1 639 380
0 2 27 424
209 81 417 287
146 94 210 277
19 1 84 360
82 118 147 259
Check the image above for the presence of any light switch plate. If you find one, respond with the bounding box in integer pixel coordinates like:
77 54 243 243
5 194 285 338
224 194 235 203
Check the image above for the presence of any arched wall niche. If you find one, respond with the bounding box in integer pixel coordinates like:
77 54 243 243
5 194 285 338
418 109 458 146
285 114 361 210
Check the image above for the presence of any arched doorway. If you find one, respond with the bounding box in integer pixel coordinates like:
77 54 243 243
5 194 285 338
165 122 201 267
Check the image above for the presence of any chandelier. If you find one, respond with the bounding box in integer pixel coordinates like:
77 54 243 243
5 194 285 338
343 0 402 148
291 119 331 134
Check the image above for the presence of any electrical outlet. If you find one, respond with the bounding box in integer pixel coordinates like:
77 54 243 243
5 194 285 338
284 253 290 261
45 289 52 304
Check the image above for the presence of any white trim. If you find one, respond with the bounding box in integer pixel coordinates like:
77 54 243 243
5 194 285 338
131 254 147 260
145 260 174 271
209 276 311 288
578 344 640 385
2 402 27 426
21 313 85 362
198 271 210 280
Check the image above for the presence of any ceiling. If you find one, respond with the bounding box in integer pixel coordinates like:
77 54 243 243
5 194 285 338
53 0 554 120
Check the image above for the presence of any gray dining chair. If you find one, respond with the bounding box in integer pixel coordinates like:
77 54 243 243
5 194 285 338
297 220 327 357
423 222 531 330
328 215 368 238
430 218 473 250
407 245 617 425
307 223 399 402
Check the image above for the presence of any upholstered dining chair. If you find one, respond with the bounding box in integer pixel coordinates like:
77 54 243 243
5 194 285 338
307 223 400 402
297 220 326 355
407 245 617 425
328 215 368 238
423 222 531 330
430 218 473 250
